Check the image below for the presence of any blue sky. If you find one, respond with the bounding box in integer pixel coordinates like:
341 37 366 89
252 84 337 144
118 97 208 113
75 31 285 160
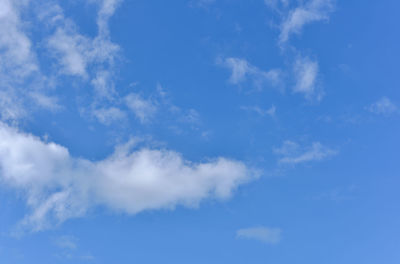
0 0 399 263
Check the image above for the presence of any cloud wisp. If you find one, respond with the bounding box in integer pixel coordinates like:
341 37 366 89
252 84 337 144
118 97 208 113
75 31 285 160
0 122 256 232
240 105 276 117
236 226 282 244
0 0 60 120
274 141 337 165
293 55 322 100
367 97 398 115
218 57 282 91
273 0 335 45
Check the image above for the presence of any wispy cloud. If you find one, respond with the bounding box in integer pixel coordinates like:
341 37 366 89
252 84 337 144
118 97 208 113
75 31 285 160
0 0 122 123
0 0 58 120
367 97 398 115
189 0 216 8
237 227 282 244
293 55 322 100
92 107 126 125
54 235 78 250
312 185 357 202
241 105 276 117
274 141 337 165
45 3 119 80
276 0 335 44
0 122 256 232
264 0 289 11
218 57 282 91
43 1 121 124
125 93 158 123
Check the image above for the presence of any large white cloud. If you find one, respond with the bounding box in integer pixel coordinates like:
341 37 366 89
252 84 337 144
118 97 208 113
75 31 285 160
0 122 256 231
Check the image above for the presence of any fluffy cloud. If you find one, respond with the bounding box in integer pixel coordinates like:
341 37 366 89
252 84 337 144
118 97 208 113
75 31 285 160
219 57 282 90
367 97 398 115
0 122 255 231
274 140 337 164
278 0 335 44
236 226 282 244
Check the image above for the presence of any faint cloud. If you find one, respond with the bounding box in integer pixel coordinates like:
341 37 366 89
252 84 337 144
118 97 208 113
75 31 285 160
0 0 58 121
125 93 157 123
92 107 126 125
80 254 95 261
54 235 78 250
241 105 276 117
264 0 289 10
367 97 398 115
29 92 62 112
274 141 337 165
237 226 282 244
293 55 322 100
218 57 282 91
312 185 357 202
189 0 216 8
275 0 335 44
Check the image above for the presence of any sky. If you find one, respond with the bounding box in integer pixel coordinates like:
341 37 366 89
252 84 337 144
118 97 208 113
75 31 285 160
0 0 399 263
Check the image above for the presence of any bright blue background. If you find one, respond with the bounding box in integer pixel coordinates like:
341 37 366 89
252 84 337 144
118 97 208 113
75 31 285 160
1 0 400 263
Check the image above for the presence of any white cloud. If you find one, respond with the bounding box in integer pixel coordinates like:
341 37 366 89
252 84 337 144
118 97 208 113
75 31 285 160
0 122 256 231
368 97 398 115
0 89 25 121
0 0 58 120
278 0 335 44
47 27 90 77
91 70 117 100
219 57 282 90
0 0 38 79
125 93 158 123
96 0 122 36
293 56 322 100
92 107 126 125
43 1 121 123
46 8 119 79
29 92 62 112
237 227 282 244
274 141 337 164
